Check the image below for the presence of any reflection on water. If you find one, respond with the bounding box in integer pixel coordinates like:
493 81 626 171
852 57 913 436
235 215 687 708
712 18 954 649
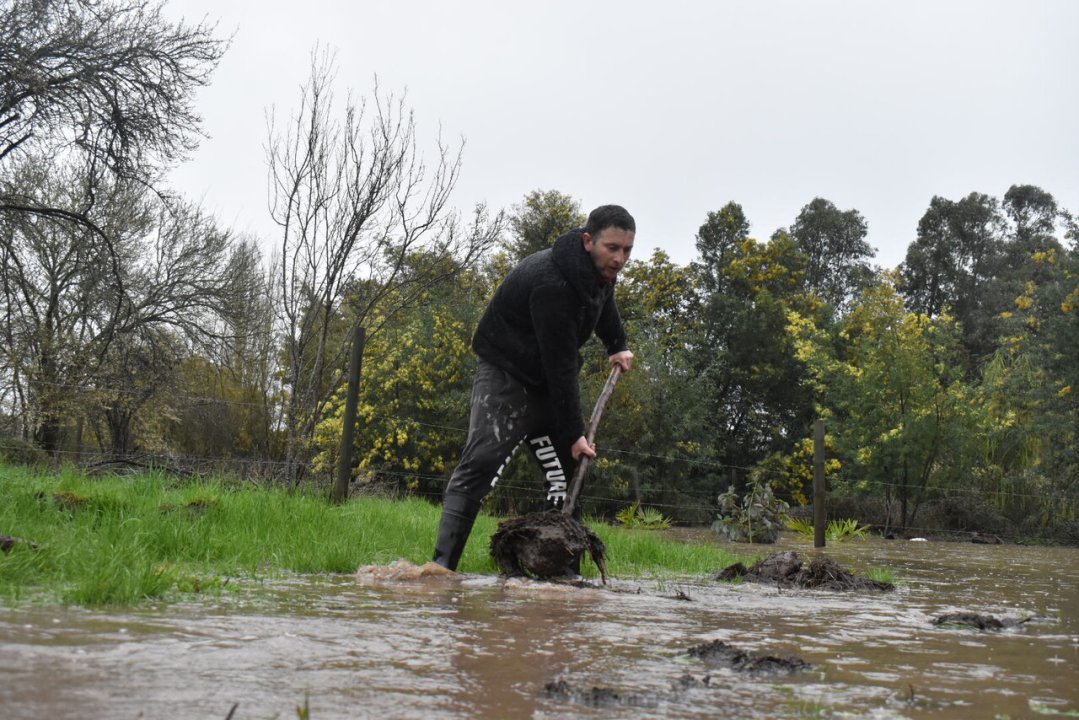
1 535 1076 719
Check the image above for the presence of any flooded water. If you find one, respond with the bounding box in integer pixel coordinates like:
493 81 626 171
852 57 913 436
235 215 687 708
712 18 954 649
1 534 1076 719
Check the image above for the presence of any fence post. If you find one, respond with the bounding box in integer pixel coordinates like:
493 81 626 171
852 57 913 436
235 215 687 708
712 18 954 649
813 418 826 548
334 326 366 504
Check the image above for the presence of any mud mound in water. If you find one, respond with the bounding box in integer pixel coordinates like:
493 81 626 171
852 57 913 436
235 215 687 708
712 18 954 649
490 511 608 583
932 612 1031 631
686 639 812 675
544 679 655 709
355 559 458 582
715 551 894 592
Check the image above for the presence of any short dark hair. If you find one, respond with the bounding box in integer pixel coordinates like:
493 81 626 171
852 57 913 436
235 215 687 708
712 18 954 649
584 205 635 236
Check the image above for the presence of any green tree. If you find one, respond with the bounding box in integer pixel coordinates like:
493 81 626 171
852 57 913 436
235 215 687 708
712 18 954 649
975 239 1079 529
790 276 973 531
506 189 585 263
900 192 1008 366
694 202 750 293
311 255 488 497
691 209 818 479
787 198 875 314
600 249 710 519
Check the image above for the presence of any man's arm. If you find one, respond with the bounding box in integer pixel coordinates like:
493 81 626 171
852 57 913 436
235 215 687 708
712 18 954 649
530 285 587 450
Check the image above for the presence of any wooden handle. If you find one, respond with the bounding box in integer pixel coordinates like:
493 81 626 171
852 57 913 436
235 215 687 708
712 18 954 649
563 366 622 516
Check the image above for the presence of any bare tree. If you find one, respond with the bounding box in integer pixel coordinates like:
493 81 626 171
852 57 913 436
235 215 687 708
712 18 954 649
1 0 226 174
0 156 242 457
0 0 228 319
267 51 501 485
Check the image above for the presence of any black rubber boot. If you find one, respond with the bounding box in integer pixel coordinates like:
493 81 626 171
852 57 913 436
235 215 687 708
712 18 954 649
431 494 480 571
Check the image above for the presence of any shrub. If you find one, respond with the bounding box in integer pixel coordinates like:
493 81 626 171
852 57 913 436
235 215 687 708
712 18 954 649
0 436 49 467
712 474 790 544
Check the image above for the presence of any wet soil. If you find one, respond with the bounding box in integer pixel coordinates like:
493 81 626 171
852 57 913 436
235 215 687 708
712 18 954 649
686 639 812 674
488 511 608 582
931 611 1032 631
716 550 895 591
544 638 811 711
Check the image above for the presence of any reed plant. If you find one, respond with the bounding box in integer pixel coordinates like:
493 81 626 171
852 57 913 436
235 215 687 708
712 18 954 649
0 463 742 606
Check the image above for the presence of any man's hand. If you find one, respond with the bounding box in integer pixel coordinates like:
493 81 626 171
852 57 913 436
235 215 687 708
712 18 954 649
571 436 596 461
609 350 634 372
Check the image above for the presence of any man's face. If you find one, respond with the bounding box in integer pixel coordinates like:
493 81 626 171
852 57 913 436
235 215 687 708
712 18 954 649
583 227 634 282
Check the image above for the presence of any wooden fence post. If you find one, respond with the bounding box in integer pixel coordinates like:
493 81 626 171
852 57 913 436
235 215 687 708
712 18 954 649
813 418 826 548
334 326 366 504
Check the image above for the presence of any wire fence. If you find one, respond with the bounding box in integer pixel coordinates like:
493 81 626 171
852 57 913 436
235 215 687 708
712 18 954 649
3 375 1077 539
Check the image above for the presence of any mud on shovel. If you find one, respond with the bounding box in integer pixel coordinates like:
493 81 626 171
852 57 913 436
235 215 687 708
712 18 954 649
489 365 622 583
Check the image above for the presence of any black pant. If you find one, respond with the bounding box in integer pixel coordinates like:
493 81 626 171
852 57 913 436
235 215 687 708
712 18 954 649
447 359 577 513
432 360 578 569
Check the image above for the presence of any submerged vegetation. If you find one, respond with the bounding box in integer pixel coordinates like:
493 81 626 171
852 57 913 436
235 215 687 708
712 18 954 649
0 464 741 607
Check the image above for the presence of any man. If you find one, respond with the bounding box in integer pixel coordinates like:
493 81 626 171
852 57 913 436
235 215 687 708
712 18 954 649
431 204 636 571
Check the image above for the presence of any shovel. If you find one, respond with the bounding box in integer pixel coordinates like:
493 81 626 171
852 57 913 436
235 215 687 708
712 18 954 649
488 365 622 583
564 365 622 517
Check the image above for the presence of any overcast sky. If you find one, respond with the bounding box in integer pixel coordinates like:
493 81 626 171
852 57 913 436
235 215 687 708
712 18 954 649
164 0 1079 271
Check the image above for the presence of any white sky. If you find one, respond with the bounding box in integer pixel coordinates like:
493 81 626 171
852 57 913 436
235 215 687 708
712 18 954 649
164 0 1079 271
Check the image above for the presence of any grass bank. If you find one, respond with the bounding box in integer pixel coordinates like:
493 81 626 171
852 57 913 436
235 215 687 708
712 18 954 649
0 464 742 607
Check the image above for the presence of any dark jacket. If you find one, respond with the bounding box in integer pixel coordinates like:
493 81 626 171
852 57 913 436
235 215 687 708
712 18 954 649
472 229 629 446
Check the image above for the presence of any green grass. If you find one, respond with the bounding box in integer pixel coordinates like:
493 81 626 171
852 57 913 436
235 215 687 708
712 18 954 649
0 463 742 607
865 566 896 585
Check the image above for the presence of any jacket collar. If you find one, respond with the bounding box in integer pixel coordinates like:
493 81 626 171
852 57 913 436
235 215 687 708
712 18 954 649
551 229 610 299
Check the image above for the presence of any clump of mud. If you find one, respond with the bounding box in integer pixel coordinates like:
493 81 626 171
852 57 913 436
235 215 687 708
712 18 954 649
546 674 727 711
686 639 812 675
355 559 458 583
932 612 1031 631
715 551 894 592
1 534 39 552
545 641 808 711
490 511 608 583
544 679 655 709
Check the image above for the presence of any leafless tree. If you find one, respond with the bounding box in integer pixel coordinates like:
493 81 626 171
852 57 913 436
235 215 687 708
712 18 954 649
267 51 501 485
0 0 227 317
0 156 243 457
1 0 226 175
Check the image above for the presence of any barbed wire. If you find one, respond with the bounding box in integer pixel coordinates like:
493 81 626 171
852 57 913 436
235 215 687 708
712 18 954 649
3 377 1077 520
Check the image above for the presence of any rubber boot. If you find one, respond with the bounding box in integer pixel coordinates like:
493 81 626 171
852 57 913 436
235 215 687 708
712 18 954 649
431 494 479 571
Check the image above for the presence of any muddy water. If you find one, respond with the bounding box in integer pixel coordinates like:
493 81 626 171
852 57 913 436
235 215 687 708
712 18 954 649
1 536 1076 719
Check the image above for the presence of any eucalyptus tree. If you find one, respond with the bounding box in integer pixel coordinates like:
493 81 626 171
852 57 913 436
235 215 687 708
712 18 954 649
899 192 1008 366
787 197 875 315
266 51 501 485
